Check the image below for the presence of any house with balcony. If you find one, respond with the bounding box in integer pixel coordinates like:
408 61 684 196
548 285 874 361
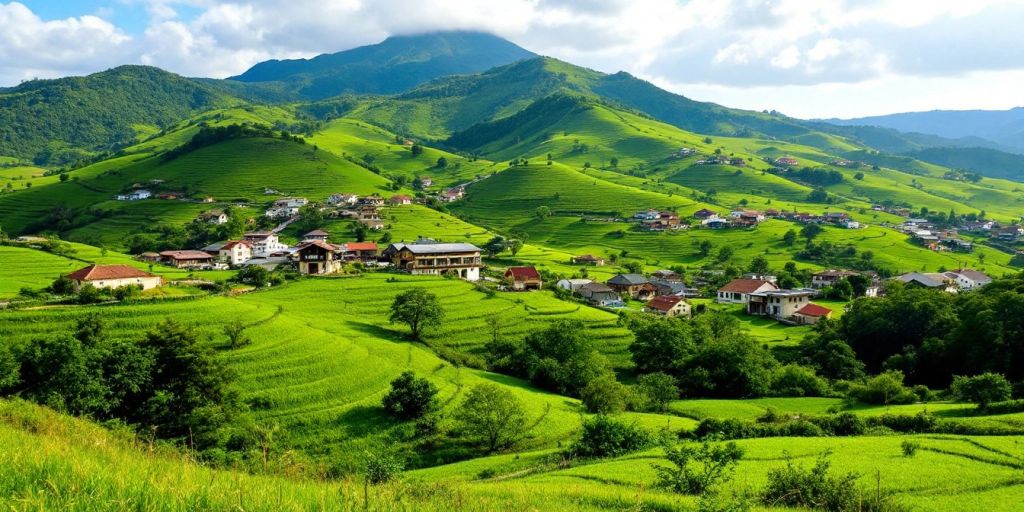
384 242 482 281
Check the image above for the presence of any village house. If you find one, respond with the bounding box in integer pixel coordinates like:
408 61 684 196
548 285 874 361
730 210 766 224
572 254 605 266
217 240 252 266
703 217 731 229
641 211 681 231
201 196 215 203
775 156 799 167
116 189 152 201
811 269 861 289
156 193 179 200
294 240 343 275
390 194 412 205
66 264 162 291
652 269 681 282
577 282 622 307
607 274 657 300
793 303 834 325
359 218 385 230
302 229 330 242
556 279 593 292
360 196 386 207
159 250 216 269
243 232 288 258
328 193 360 206
746 289 815 320
894 272 960 293
136 252 161 263
440 188 464 202
418 177 433 188
634 209 660 221
945 269 992 290
384 242 482 280
693 208 719 220
717 278 779 304
645 295 691 318
199 209 228 225
265 197 308 218
504 266 543 290
343 241 379 262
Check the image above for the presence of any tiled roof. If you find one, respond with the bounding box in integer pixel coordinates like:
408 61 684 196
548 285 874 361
159 250 215 260
506 266 541 280
796 303 833 317
67 265 154 281
719 279 777 294
647 295 683 312
345 242 378 251
608 274 648 285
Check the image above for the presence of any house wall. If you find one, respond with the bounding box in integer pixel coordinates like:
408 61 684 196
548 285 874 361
75 276 162 291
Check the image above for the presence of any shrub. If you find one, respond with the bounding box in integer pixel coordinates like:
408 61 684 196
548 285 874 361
637 372 679 412
580 375 628 414
770 364 830 397
654 440 745 495
901 440 919 457
847 371 914 405
570 415 652 458
455 384 527 453
866 412 936 433
951 373 1012 410
363 451 404 484
382 371 438 421
761 452 907 511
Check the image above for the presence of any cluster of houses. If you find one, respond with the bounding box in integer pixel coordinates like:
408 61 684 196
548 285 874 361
894 269 992 292
716 275 835 325
633 210 683 231
897 216 1024 252
557 269 700 313
694 155 746 166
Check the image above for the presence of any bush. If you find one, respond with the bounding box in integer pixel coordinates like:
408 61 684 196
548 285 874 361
580 375 627 414
637 372 679 412
770 364 830 397
570 415 652 458
951 373 1012 410
363 451 404 484
654 440 745 495
761 452 906 511
866 412 936 433
847 371 915 405
382 371 438 421
901 440 919 457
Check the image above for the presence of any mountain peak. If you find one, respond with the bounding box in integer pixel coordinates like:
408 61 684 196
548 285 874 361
229 30 535 99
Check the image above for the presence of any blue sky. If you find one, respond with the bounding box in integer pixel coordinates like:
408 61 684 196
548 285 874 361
1 0 1022 118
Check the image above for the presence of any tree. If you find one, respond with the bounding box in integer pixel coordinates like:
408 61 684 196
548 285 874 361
235 265 271 287
850 370 909 405
571 415 651 458
363 451 404 484
222 319 250 349
782 229 797 246
382 371 438 420
436 156 448 168
389 289 444 339
522 320 612 396
353 223 368 242
609 157 619 168
797 324 865 381
483 235 506 257
77 283 102 304
628 316 695 375
801 223 823 241
715 246 734 263
770 364 829 397
638 372 679 412
854 172 865 180
653 440 745 495
748 255 771 276
676 334 777 398
410 144 423 156
485 314 505 344
535 206 551 221
698 240 713 257
580 374 627 414
951 373 1011 410
455 383 527 453
506 238 524 256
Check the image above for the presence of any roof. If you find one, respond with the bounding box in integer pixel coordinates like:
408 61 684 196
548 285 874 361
221 240 251 250
297 240 338 251
304 229 330 237
67 264 155 281
719 278 777 294
796 303 833 317
608 274 649 285
574 254 603 261
505 266 541 280
398 243 480 255
201 242 227 252
243 231 273 239
895 272 948 288
159 250 214 260
955 269 991 282
345 242 378 251
647 295 684 312
558 279 593 286
579 282 615 293
813 269 859 278
390 195 411 201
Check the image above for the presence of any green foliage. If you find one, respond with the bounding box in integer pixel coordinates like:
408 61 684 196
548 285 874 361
222 320 250 349
455 384 527 453
234 265 272 287
637 372 679 412
951 373 1012 410
570 415 651 458
847 371 916 406
362 451 404 485
389 288 444 339
901 440 919 457
520 320 613 396
761 452 906 512
654 440 745 495
382 371 438 421
580 374 628 414
769 364 830 397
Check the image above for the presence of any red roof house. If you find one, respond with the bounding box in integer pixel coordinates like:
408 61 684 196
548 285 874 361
504 266 543 290
794 303 833 324
66 264 162 291
645 295 691 318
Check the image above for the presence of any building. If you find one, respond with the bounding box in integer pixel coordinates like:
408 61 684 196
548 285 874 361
504 266 543 290
811 270 861 289
894 272 959 293
946 269 992 290
199 209 228 225
651 269 681 282
265 197 308 218
294 240 343 275
717 278 779 303
556 279 593 292
418 176 433 188
243 232 288 258
607 274 657 300
385 242 482 280
328 193 359 206
136 252 161 262
159 250 216 269
730 210 766 223
116 189 152 201
343 241 379 261
693 209 719 219
65 265 162 291
640 211 681 231
572 254 605 266
302 229 330 242
218 240 252 266
578 282 622 306
440 188 464 202
390 194 412 205
650 278 700 298
775 156 799 166
360 196 386 207
793 303 833 325
645 295 691 318
746 289 815 320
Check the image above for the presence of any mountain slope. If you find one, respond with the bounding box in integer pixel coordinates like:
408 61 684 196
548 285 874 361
826 107 1024 153
229 31 536 99
0 66 236 166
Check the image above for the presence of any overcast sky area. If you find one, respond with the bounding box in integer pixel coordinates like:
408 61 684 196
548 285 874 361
2 0 1022 119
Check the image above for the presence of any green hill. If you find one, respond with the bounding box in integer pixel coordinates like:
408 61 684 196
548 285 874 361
0 66 236 166
229 31 536 100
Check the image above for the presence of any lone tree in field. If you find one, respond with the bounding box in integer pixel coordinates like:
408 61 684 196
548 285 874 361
223 319 250 349
389 289 444 339
951 373 1011 410
455 383 527 453
382 371 438 420
535 206 551 221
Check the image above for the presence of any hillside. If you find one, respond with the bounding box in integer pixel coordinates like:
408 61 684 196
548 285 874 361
0 66 236 166
826 107 1024 154
229 31 536 99
902 146 1024 181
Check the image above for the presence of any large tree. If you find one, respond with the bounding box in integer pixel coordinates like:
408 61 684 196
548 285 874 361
455 384 527 453
389 289 444 339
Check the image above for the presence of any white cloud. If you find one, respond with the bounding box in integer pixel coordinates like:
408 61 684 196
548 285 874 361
0 0 1022 117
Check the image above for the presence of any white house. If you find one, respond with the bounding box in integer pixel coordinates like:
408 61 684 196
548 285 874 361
556 278 594 292
265 197 309 218
945 269 992 290
66 265 162 291
328 193 359 206
199 209 228 225
219 240 253 266
634 209 659 221
716 278 779 304
116 189 152 201
243 232 288 258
